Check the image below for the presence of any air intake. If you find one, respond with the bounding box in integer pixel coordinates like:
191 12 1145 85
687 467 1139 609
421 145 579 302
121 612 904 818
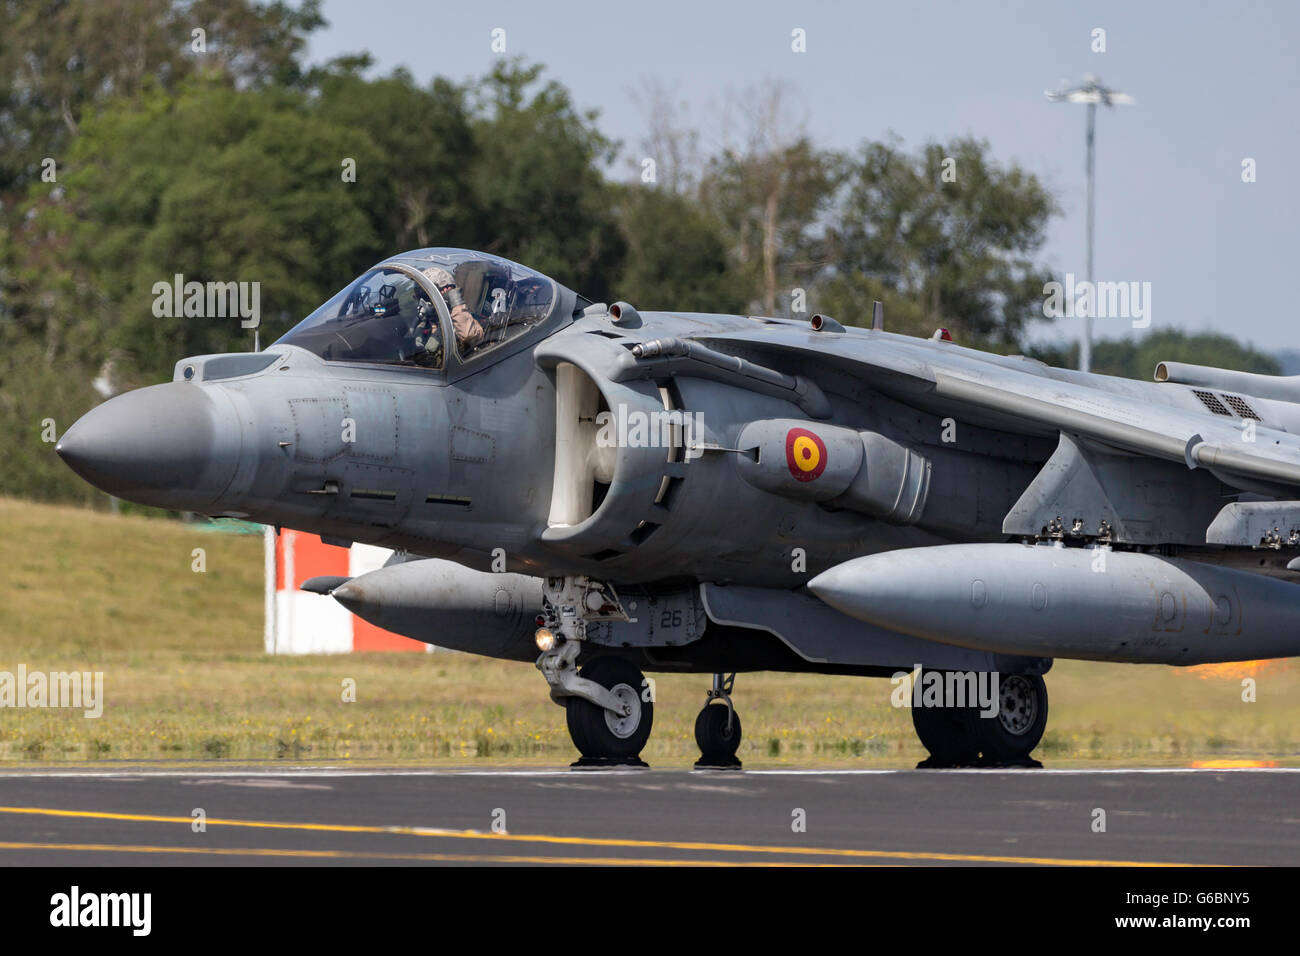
1193 390 1231 416
1223 394 1262 421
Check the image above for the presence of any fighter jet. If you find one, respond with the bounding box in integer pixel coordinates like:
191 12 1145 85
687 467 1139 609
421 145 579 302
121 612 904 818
56 248 1300 767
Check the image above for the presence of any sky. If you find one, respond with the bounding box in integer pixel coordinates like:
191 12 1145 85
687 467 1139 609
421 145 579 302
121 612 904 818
306 0 1300 354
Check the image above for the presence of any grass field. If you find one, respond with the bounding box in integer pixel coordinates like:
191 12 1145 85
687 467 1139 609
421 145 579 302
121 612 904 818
2 496 1298 767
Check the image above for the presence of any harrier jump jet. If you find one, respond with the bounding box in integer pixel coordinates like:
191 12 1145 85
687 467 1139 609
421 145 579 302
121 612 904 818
57 248 1300 766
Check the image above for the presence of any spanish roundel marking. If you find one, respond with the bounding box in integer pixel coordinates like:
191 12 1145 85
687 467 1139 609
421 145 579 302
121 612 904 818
785 427 827 482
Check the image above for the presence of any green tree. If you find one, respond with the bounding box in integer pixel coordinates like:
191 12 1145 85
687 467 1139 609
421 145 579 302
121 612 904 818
819 136 1057 346
0 0 329 370
1028 329 1282 380
314 66 478 253
695 82 841 316
0 336 103 504
39 79 376 383
611 185 749 313
703 138 840 316
468 60 624 301
0 0 324 194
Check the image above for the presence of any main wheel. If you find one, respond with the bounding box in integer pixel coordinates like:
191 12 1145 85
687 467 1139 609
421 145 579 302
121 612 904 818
966 673 1048 762
694 702 742 761
911 697 980 765
565 657 653 761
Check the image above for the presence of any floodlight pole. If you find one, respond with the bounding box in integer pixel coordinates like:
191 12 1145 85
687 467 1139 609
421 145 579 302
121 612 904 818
1047 75 1132 374
1084 98 1095 374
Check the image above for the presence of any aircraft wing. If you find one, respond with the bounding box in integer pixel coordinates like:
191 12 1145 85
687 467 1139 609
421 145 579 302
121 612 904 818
692 325 1300 493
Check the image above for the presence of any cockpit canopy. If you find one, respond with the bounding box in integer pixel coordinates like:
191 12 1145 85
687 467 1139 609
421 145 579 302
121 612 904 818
275 249 559 370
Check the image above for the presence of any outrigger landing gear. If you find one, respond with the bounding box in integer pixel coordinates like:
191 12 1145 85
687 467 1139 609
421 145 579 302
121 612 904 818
694 673 742 769
534 576 652 767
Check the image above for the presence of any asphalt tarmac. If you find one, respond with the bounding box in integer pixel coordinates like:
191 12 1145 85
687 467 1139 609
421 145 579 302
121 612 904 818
0 766 1295 866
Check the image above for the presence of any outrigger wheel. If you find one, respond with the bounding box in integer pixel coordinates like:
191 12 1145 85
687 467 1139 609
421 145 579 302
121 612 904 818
565 656 653 767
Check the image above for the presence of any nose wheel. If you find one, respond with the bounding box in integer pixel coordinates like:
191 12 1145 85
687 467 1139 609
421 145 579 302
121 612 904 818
564 656 653 767
695 673 743 769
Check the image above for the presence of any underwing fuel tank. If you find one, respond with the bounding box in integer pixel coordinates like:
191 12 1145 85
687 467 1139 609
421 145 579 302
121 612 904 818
808 543 1300 665
328 559 544 662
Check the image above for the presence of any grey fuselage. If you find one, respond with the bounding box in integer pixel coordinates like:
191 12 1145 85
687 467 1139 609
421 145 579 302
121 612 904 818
57 253 1300 674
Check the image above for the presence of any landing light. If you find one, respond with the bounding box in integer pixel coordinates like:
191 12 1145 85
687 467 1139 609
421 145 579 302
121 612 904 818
534 627 557 652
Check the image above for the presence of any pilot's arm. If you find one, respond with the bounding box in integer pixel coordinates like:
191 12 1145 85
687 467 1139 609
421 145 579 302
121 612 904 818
422 267 483 348
410 294 442 368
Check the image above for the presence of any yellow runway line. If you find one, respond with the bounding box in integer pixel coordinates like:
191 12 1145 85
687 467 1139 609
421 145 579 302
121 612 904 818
0 805 1204 867
0 841 844 866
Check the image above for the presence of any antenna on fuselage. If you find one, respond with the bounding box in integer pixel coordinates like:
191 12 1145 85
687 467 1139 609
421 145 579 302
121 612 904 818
871 301 884 331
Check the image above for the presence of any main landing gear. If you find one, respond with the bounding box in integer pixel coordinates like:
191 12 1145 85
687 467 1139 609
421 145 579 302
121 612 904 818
911 670 1048 768
694 673 742 769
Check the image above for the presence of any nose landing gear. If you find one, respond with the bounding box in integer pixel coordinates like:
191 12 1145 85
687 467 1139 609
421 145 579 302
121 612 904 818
694 672 743 769
535 576 653 767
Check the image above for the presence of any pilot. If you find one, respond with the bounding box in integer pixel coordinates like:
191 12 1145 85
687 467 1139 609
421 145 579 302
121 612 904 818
421 266 484 351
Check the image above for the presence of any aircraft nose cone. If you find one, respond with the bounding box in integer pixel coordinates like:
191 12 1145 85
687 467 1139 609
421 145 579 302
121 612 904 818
56 382 241 510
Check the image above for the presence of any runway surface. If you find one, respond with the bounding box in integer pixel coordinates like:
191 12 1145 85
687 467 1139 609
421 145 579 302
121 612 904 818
0 766 1296 866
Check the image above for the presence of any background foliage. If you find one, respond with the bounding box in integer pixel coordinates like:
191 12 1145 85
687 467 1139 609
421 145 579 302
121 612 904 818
0 1 1281 503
